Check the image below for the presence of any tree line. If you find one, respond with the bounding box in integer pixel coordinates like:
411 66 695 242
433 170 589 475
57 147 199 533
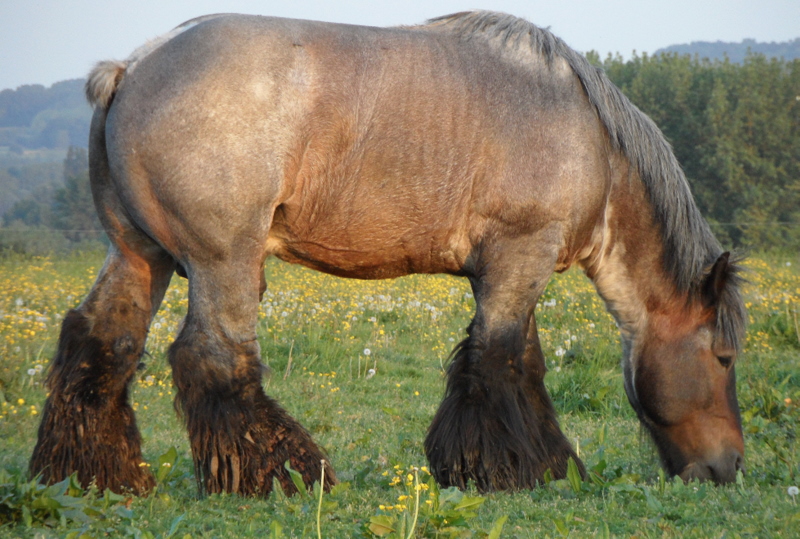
587 50 800 251
1 51 799 254
0 79 91 152
1 146 103 254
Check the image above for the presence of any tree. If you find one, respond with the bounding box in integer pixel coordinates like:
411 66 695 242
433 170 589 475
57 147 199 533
52 147 102 243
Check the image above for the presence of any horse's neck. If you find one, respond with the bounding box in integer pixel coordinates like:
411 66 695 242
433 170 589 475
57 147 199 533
579 170 681 342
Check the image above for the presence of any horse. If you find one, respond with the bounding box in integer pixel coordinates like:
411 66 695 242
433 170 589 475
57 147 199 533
29 11 747 497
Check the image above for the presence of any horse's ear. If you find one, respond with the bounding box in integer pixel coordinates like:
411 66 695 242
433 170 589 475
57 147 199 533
702 252 731 305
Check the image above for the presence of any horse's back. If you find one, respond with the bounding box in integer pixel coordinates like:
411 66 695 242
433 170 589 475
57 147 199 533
101 14 609 277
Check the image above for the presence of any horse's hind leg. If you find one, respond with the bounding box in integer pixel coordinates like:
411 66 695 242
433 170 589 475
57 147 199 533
29 242 174 493
425 236 582 491
169 259 334 496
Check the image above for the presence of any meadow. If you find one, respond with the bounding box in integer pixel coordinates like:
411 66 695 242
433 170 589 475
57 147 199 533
0 250 798 538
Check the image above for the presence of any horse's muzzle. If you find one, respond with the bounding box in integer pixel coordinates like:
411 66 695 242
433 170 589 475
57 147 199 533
679 448 744 484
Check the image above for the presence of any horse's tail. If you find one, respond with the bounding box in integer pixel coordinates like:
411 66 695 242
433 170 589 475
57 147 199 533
85 60 128 109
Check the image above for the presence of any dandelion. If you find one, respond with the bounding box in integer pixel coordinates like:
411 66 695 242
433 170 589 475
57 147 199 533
555 347 565 357
363 348 371 356
366 368 376 379
27 368 36 376
789 486 799 503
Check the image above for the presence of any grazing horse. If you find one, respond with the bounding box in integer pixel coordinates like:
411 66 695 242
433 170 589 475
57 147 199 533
30 11 747 496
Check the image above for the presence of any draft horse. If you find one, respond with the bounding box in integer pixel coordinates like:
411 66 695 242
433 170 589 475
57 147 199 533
30 11 747 496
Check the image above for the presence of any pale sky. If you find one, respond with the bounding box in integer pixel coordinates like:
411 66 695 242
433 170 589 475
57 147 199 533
2 0 798 91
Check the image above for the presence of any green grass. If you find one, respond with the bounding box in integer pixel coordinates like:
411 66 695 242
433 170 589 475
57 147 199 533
1 251 798 537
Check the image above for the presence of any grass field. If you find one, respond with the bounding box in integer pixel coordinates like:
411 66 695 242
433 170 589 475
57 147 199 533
1 251 798 537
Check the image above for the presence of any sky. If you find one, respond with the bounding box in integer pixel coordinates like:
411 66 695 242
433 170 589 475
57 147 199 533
1 0 798 91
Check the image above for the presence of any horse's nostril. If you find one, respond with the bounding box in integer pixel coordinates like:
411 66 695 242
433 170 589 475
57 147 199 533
734 454 745 474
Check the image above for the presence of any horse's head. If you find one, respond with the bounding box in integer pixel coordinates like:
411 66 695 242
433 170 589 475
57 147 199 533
624 252 746 484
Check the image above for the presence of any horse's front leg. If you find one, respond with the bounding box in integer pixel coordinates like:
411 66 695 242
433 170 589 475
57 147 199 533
168 259 335 497
424 239 582 491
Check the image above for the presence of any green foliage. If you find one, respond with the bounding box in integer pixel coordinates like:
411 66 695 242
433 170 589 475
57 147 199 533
588 50 800 251
1 146 105 256
366 467 507 538
0 469 130 528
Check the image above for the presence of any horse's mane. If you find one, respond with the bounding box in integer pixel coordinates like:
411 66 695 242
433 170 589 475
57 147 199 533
424 11 747 351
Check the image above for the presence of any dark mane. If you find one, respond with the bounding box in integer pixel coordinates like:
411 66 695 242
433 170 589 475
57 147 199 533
424 11 747 351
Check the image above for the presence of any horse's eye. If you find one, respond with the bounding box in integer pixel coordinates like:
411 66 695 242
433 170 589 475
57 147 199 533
717 355 733 368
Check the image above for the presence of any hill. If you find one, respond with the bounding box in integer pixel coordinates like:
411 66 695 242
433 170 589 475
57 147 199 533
655 37 800 62
0 79 92 153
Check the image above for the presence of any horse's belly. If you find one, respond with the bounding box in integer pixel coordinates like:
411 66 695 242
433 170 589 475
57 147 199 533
266 227 469 280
